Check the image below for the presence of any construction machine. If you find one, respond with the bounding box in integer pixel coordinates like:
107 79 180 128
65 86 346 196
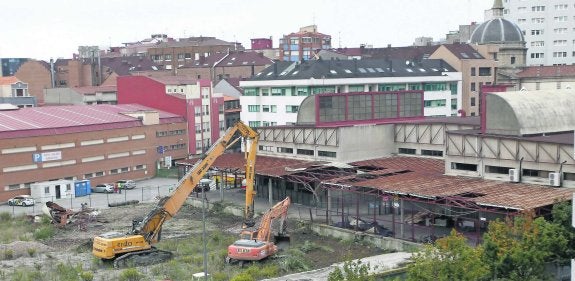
92 121 259 268
226 196 291 264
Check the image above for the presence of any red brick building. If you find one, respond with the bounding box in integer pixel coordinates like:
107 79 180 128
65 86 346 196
0 104 187 202
117 76 224 155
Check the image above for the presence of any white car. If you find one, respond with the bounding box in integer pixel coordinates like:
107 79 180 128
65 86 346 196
8 195 35 207
116 180 136 190
92 183 114 193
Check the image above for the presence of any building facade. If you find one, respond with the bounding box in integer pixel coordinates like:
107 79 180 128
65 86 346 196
279 25 331 61
240 59 462 127
0 104 187 202
1 58 28 77
0 76 35 108
502 0 575 66
44 85 117 105
117 76 225 155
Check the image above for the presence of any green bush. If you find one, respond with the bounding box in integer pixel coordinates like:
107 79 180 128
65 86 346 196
33 225 55 240
230 272 255 281
79 271 94 281
0 212 12 222
55 262 82 281
119 268 144 281
211 272 229 281
3 249 13 260
27 248 36 257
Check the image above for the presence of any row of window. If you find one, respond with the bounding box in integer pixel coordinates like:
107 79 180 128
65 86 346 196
248 121 279 127
84 165 146 179
270 146 337 158
156 129 186 137
469 67 492 77
247 105 298 113
243 83 454 97
451 164 575 181
150 52 208 61
398 148 444 157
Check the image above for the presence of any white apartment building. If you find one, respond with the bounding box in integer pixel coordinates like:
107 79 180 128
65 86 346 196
503 0 575 65
240 59 462 127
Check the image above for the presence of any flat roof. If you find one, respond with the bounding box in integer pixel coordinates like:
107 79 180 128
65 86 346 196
0 104 183 139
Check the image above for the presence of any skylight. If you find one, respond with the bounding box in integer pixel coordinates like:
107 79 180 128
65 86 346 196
330 70 337 74
151 66 158 71
431 68 439 72
406 68 413 72
267 72 273 76
358 68 367 73
366 68 375 73
242 61 248 65
473 53 482 58
375 68 384 73
292 70 299 75
419 68 426 72
344 69 352 73
460 52 470 58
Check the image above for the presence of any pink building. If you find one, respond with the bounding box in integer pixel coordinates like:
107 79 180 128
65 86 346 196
251 38 273 50
117 76 225 155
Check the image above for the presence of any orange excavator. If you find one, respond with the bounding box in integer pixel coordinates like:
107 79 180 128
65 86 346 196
226 196 291 265
92 121 259 267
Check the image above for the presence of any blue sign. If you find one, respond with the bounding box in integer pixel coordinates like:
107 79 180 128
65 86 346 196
157 146 164 154
33 153 42 163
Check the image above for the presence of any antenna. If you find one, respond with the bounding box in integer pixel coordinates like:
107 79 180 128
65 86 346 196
338 31 341 48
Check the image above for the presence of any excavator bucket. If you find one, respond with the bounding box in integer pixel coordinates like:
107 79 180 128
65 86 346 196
274 234 291 248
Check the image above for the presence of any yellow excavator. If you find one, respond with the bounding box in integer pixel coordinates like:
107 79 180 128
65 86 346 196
92 121 259 267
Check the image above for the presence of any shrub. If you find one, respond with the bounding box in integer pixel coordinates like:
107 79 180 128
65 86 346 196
0 212 12 222
230 272 255 281
33 225 55 240
119 268 144 281
27 248 36 257
211 272 228 281
79 271 94 281
3 249 13 260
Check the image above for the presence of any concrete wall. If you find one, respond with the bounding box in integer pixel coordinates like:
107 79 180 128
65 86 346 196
338 125 395 162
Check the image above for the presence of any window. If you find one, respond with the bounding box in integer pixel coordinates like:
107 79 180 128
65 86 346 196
485 166 511 174
374 94 397 118
378 84 406 91
554 40 567 46
348 85 364 92
470 67 476 76
531 41 544 47
517 6 526 12
8 184 20 190
554 16 568 22
262 105 270 112
511 56 516 64
471 83 476 91
478 67 491 76
531 5 545 11
555 4 568 10
451 98 457 110
554 28 567 34
318 151 337 158
286 105 299 113
399 92 422 117
423 83 447 91
195 106 202 116
164 54 172 60
295 87 309 96
195 124 201 134
297 149 314 156
553 52 568 58
424 99 446 108
349 94 372 120
248 121 261 127
471 97 476 107
531 17 545 23
319 96 346 122
523 169 550 178
277 147 293 154
248 105 260 112
258 145 273 152
398 148 416 155
421 150 443 157
530 53 545 59
243 88 259 96
451 162 477 171
531 29 544 35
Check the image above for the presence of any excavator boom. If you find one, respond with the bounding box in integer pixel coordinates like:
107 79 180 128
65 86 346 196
92 121 258 267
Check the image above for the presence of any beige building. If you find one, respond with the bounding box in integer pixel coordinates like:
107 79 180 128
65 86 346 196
430 44 497 116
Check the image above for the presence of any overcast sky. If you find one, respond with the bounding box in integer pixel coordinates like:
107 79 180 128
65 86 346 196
1 0 493 61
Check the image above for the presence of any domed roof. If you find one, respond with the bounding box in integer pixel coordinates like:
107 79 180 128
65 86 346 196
470 18 524 44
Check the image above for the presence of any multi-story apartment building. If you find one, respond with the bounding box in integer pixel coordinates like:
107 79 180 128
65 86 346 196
240 59 462 127
1 58 28 77
502 0 575 65
117 76 225 155
147 37 243 72
279 25 331 61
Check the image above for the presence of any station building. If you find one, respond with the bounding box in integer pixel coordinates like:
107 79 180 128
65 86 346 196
0 104 187 202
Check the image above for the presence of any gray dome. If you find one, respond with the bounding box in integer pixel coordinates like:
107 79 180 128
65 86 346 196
470 18 524 44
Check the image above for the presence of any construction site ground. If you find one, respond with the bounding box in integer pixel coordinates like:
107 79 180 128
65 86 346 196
0 177 394 280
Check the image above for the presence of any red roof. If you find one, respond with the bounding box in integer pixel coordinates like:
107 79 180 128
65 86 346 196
516 65 575 78
0 104 183 139
0 76 20 85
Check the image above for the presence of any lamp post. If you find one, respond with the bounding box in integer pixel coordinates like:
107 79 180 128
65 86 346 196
202 186 208 279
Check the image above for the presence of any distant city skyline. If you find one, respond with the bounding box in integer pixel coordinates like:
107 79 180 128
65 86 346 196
1 0 492 61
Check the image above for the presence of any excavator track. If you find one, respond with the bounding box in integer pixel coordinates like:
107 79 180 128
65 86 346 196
113 247 173 268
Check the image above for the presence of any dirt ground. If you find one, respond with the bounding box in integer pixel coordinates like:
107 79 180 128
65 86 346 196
0 201 385 280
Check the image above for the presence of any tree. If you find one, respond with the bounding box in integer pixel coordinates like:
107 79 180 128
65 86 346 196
406 229 489 281
328 260 374 281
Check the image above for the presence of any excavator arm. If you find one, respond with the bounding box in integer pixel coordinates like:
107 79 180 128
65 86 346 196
132 121 259 244
255 197 291 242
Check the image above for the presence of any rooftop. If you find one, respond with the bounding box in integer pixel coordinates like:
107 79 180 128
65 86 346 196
516 65 575 78
249 58 456 81
71 85 117 95
0 104 182 139
0 76 20 85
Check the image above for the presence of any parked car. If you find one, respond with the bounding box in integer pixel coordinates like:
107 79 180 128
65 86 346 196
194 179 213 193
92 183 114 193
8 195 35 207
116 180 136 190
